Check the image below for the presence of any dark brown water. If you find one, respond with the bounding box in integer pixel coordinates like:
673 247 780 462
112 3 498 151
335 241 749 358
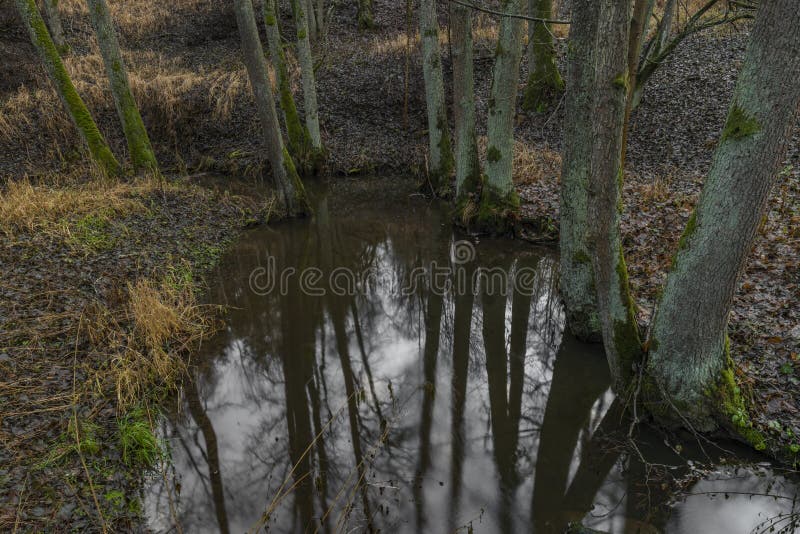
145 181 799 534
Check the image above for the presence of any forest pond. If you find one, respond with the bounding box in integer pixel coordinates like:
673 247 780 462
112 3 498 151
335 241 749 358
145 181 799 533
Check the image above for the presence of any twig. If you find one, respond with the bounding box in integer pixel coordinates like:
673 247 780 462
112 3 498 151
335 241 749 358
446 0 570 24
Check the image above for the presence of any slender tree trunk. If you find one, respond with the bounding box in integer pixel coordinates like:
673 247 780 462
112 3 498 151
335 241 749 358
557 0 570 19
305 0 317 41
619 0 652 167
290 0 324 161
357 0 374 29
558 0 601 340
262 0 312 169
479 0 525 233
15 0 121 176
233 0 310 216
586 0 641 392
450 0 482 222
523 0 564 111
42 0 67 54
419 0 454 196
315 0 325 36
631 0 670 108
646 0 800 434
86 0 158 173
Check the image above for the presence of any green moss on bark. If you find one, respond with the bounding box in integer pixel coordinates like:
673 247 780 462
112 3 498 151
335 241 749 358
474 185 519 234
613 249 643 379
721 104 761 142
714 350 767 451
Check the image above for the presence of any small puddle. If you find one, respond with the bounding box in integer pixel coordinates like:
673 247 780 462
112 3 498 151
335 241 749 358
145 182 799 533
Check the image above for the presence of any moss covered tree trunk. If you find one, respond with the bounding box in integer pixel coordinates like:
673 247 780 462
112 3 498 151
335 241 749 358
450 0 482 222
262 0 312 169
290 0 324 164
233 0 310 216
86 0 158 173
42 0 67 55
558 0 600 340
15 0 121 176
585 0 641 392
479 0 525 233
357 0 374 29
419 0 454 196
523 0 564 111
646 0 800 435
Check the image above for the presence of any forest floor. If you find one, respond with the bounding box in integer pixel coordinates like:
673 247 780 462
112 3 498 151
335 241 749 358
1 0 799 530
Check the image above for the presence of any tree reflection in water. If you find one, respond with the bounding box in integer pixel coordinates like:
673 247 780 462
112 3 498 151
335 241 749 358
145 186 797 534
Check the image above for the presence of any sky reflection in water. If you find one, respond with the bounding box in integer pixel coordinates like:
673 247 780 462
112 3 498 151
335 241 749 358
146 184 799 534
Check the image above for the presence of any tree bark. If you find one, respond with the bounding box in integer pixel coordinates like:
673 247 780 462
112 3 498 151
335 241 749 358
42 0 67 54
558 0 601 340
290 0 324 160
86 0 158 173
450 0 482 223
586 0 641 392
522 0 564 111
262 0 313 169
15 0 121 176
419 0 454 196
233 0 310 215
646 0 800 434
479 0 525 233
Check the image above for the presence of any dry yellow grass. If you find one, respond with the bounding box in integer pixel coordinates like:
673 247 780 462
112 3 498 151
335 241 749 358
476 136 562 185
0 175 150 237
109 275 214 408
81 265 217 410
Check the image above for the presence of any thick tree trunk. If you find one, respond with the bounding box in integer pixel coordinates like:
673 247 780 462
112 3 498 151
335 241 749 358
357 0 374 29
558 0 601 340
233 0 310 215
646 0 800 435
86 0 158 173
586 0 641 392
262 0 312 169
42 0 67 54
15 0 121 176
479 0 525 233
290 0 324 161
522 0 564 112
419 0 454 196
450 0 482 223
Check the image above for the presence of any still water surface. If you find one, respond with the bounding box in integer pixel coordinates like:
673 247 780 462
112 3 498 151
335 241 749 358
146 181 799 533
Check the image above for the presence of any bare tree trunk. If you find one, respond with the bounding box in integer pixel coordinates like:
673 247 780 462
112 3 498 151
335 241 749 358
263 0 313 169
419 0 454 196
646 0 800 436
450 0 482 222
357 0 374 29
523 0 564 111
290 0 324 162
586 0 641 392
479 0 525 232
233 0 310 215
558 0 601 340
305 0 317 41
86 0 158 173
15 0 121 176
315 0 325 35
42 0 67 54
